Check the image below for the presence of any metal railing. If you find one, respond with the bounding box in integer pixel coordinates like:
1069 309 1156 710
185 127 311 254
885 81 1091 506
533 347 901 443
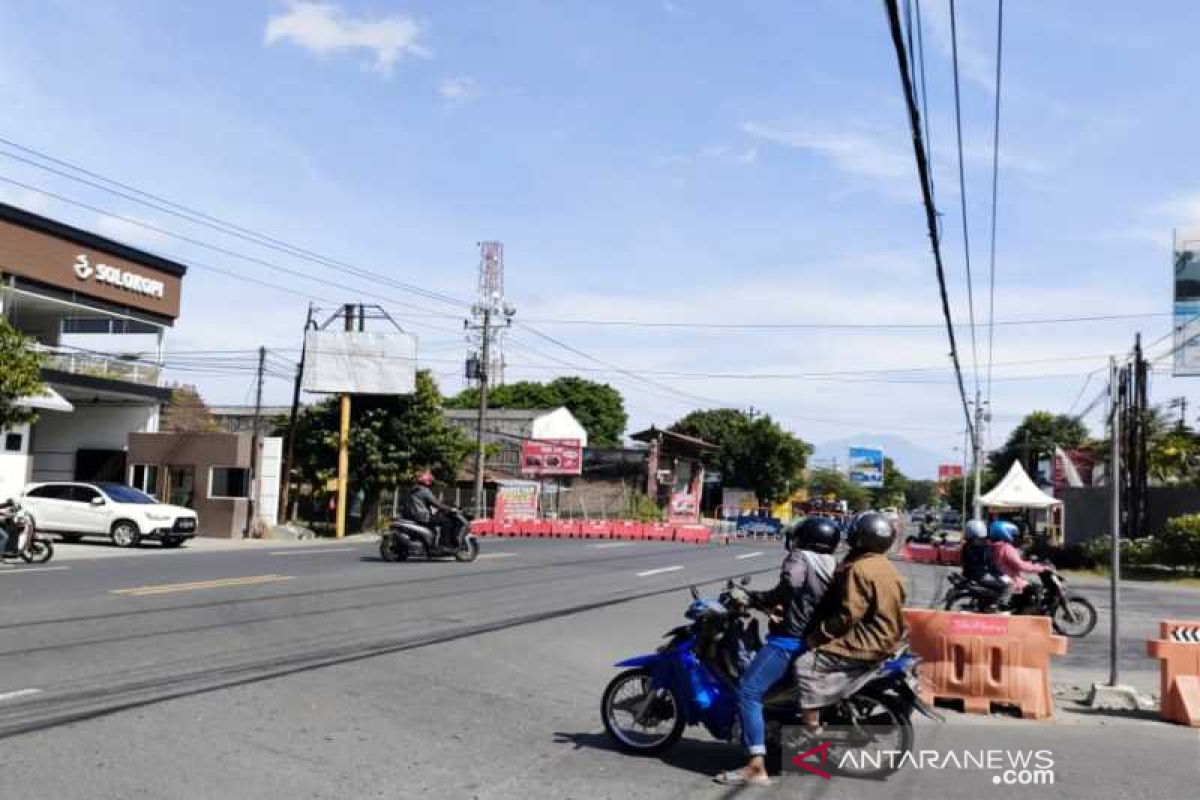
34 344 161 386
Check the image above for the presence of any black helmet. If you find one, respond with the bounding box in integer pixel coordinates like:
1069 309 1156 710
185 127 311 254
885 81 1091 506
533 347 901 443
788 516 841 555
847 512 896 555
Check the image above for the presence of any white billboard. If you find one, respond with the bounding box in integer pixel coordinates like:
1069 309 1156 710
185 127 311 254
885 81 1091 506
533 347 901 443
302 330 418 395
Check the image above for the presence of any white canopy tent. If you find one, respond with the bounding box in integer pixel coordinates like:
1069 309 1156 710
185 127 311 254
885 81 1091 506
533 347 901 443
980 460 1062 510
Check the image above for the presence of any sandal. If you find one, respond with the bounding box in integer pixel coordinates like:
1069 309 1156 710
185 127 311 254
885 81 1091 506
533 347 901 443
713 770 772 786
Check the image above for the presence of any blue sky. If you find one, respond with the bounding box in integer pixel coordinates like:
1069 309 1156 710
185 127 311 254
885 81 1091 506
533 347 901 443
1 0 1198 476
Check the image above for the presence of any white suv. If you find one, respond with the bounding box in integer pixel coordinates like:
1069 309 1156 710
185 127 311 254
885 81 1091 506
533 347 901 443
21 482 199 548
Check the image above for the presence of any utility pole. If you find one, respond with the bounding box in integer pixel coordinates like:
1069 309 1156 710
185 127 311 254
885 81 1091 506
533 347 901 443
280 303 316 522
959 428 968 526
1108 356 1121 685
972 389 985 519
334 303 354 539
472 304 492 519
245 345 266 537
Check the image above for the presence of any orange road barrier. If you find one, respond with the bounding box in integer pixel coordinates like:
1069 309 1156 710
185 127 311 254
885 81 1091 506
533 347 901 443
1147 620 1200 727
903 608 1068 720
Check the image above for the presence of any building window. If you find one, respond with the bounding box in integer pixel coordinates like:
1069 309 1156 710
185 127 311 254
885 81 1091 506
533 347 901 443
4 433 21 452
168 465 196 508
210 467 250 499
130 464 161 497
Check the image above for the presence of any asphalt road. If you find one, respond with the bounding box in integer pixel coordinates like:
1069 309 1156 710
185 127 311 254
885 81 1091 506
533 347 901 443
0 536 1196 799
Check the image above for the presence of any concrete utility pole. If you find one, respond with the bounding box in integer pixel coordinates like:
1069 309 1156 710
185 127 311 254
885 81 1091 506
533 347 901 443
334 304 355 539
959 428 968 525
472 304 492 519
280 303 316 522
972 389 985 519
245 345 266 537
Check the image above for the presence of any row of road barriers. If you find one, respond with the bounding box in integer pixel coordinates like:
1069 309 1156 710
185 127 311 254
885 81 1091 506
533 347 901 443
469 518 712 544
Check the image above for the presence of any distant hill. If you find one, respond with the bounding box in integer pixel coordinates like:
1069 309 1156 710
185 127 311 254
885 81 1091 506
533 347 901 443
810 434 949 481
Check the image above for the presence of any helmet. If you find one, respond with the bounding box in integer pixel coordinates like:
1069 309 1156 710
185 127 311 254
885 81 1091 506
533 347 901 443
417 471 434 486
988 520 1018 543
964 519 988 540
847 512 896 554
788 516 842 555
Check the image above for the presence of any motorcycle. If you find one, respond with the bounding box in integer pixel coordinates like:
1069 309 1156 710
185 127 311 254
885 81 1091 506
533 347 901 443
0 499 54 564
942 568 1098 637
380 509 479 563
601 579 940 780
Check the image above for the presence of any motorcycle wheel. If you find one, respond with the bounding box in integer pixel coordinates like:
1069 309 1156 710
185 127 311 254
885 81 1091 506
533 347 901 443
943 593 978 612
1052 595 1097 638
21 538 53 565
601 668 685 754
821 689 913 780
454 537 480 563
379 536 407 563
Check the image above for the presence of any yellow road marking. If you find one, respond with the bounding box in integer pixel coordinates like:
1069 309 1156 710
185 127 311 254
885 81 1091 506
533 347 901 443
111 574 293 597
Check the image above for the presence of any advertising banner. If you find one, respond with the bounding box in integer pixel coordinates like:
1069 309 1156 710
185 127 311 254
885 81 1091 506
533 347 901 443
493 480 539 520
519 439 582 476
937 464 963 483
735 514 783 536
848 446 885 488
302 330 418 394
1174 242 1200 375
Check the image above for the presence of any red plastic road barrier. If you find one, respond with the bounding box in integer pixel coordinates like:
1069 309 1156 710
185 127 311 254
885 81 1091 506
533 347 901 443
673 524 711 544
1147 619 1200 727
523 519 552 538
549 520 579 538
610 520 645 540
900 543 939 564
494 519 523 537
469 519 495 536
904 608 1067 720
643 522 674 541
937 543 963 566
578 520 613 539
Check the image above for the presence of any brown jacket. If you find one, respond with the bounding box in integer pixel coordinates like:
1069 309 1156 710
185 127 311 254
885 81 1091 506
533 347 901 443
806 551 907 662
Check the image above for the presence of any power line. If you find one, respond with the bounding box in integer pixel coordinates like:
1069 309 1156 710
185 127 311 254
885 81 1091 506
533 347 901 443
883 0 977 447
949 0 980 391
514 311 1168 331
984 0 1005 404
913 0 936 208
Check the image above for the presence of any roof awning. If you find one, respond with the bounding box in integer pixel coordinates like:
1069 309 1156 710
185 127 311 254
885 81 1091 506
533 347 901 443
17 386 74 413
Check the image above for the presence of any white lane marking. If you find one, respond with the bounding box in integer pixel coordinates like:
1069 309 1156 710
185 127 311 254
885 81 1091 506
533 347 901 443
736 551 764 560
637 565 683 577
0 688 42 702
0 566 70 575
590 542 633 549
269 547 359 556
478 552 517 559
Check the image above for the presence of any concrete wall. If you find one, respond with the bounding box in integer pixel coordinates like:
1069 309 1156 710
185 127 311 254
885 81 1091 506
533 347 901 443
1061 486 1200 543
257 437 281 528
30 403 159 482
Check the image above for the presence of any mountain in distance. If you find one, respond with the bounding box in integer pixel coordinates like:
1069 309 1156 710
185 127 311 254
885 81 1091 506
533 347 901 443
809 434 950 481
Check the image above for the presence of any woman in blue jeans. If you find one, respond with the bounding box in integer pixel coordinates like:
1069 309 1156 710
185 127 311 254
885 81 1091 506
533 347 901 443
714 516 839 787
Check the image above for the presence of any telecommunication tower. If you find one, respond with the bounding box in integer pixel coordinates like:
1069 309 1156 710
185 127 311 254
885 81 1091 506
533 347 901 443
466 241 513 388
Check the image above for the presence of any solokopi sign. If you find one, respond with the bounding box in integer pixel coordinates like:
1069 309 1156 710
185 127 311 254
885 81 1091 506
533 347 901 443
73 253 165 298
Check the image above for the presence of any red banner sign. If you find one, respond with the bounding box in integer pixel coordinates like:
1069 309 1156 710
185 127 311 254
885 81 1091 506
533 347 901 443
520 439 582 476
937 464 963 482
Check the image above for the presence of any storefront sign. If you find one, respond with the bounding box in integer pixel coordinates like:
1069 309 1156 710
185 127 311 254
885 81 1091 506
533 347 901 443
73 254 165 298
520 439 582 476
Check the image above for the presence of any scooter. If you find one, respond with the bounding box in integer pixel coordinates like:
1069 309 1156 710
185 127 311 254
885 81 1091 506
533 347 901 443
380 509 479 563
942 567 1098 637
0 499 54 564
600 579 940 779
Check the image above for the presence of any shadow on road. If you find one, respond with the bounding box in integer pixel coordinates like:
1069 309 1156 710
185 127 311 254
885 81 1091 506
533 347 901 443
553 731 742 779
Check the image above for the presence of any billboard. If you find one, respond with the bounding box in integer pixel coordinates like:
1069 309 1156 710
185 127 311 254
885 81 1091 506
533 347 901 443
1174 241 1200 375
519 439 582 477
937 464 963 483
848 446 885 488
302 330 418 394
494 480 539 520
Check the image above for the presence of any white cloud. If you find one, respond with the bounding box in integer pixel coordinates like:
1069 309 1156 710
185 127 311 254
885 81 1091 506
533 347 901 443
742 121 913 182
264 1 429 74
438 76 479 103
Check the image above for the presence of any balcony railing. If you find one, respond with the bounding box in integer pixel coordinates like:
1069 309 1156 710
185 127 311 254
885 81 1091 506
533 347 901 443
34 345 161 387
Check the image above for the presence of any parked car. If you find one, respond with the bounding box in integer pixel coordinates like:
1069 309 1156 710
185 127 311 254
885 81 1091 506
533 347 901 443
940 509 962 529
21 482 198 548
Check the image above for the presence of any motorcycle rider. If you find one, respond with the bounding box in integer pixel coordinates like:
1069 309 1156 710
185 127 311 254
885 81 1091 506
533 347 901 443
715 517 839 787
402 471 456 553
960 519 1005 609
988 519 1046 610
795 512 907 733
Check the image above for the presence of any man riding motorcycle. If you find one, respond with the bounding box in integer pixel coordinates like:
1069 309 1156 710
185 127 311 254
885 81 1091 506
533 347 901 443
714 517 839 787
401 471 458 553
959 519 1006 609
796 512 907 734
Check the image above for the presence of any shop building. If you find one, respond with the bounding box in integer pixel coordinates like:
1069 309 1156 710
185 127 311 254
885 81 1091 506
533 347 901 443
0 201 186 502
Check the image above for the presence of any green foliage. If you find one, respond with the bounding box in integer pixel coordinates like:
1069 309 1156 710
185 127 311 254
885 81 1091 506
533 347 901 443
0 317 45 431
988 411 1089 475
870 457 908 507
1080 536 1161 569
160 384 220 433
447 377 627 447
670 408 810 504
627 492 663 522
290 370 472 508
905 479 939 509
805 467 870 511
1159 514 1200 569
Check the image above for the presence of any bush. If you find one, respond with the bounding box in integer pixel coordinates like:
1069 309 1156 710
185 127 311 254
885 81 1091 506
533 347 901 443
1159 514 1200 571
627 493 663 523
1078 536 1159 569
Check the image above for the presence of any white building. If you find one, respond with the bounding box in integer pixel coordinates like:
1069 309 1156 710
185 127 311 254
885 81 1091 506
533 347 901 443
0 202 187 502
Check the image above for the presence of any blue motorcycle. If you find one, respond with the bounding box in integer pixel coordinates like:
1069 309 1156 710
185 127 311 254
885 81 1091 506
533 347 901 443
601 580 939 779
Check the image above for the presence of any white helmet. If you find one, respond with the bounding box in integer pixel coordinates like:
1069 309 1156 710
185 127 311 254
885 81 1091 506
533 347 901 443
965 519 988 540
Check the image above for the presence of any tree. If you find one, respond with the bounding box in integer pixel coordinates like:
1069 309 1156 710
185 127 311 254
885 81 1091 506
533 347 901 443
805 467 869 511
905 479 938 509
447 377 627 447
0 317 44 431
988 411 1089 476
160 384 219 433
291 371 472 528
670 408 811 504
870 456 909 508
